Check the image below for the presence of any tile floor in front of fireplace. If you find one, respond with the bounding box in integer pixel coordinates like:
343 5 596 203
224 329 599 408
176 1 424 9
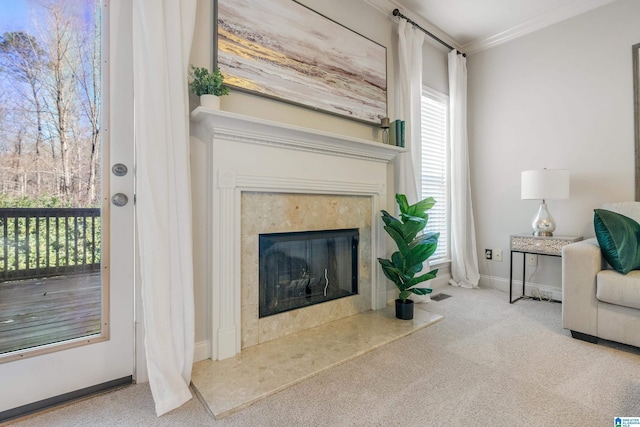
191 304 443 419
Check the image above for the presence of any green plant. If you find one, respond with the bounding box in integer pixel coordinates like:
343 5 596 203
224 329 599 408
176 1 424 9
377 194 439 302
188 65 230 97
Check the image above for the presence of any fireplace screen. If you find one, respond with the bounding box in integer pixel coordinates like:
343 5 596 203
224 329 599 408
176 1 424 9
259 228 359 318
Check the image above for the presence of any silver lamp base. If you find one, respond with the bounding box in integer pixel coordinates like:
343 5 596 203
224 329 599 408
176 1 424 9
531 200 556 237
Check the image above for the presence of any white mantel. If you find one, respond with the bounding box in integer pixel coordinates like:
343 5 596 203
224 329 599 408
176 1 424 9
190 108 402 163
190 108 402 360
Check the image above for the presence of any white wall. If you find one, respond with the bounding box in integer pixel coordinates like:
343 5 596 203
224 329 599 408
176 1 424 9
468 0 640 293
189 0 449 349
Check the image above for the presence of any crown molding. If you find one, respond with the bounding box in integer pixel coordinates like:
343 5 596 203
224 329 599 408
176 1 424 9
362 0 462 52
364 0 616 56
462 0 617 54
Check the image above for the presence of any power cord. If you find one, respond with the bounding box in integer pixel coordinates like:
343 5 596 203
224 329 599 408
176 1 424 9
525 257 561 303
529 287 552 302
523 263 538 299
484 255 496 290
527 263 538 283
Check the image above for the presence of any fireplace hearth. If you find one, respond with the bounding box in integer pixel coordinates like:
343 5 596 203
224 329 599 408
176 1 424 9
259 229 359 318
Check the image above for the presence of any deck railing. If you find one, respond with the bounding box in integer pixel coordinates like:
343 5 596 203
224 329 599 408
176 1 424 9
0 208 101 281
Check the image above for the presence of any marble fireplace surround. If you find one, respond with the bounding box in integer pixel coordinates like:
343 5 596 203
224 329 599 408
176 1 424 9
242 192 372 350
190 108 402 360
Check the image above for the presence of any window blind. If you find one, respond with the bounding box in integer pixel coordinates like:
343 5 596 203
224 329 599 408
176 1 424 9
421 89 449 263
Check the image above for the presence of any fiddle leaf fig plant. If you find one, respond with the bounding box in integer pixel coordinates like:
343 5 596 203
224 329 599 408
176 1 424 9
188 65 230 97
377 194 439 302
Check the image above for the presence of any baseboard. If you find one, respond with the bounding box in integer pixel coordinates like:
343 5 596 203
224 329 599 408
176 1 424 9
479 274 562 302
194 340 210 362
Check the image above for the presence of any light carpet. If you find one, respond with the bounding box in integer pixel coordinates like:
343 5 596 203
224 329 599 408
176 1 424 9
9 286 640 426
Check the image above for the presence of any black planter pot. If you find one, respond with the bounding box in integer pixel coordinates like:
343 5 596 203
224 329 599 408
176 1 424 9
395 299 414 320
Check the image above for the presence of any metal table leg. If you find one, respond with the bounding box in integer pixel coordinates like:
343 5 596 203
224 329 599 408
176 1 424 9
522 253 526 299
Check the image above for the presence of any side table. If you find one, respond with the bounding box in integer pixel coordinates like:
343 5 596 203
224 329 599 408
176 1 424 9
509 234 583 303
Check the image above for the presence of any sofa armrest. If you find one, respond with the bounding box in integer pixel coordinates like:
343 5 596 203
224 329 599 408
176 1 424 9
562 238 602 336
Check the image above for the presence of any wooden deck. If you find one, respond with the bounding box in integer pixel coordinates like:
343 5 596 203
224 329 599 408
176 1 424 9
0 273 101 355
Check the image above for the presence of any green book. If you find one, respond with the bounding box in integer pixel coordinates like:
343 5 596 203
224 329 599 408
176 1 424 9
400 120 405 147
389 120 397 146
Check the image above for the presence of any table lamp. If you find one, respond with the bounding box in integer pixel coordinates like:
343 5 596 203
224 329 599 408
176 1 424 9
521 169 569 236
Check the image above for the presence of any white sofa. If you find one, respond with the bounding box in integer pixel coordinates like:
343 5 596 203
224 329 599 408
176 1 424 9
562 202 640 347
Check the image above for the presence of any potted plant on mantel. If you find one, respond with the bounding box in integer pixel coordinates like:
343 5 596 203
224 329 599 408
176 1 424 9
378 194 439 320
188 65 230 110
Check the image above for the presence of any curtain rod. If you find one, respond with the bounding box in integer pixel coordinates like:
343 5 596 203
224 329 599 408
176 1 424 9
392 9 465 57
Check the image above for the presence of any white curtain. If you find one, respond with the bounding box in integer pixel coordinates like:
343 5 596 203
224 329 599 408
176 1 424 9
395 19 424 204
132 0 197 416
448 50 480 288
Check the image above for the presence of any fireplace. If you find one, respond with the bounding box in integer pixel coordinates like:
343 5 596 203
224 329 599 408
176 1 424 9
259 228 359 318
190 108 400 360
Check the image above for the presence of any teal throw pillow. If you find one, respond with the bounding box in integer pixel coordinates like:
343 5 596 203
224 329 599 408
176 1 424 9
593 209 640 274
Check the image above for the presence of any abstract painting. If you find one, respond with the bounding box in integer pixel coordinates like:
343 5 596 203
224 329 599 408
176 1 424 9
216 0 387 124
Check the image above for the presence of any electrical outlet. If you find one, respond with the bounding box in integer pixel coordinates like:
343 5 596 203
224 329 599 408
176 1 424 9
494 249 503 262
485 249 492 260
526 254 538 266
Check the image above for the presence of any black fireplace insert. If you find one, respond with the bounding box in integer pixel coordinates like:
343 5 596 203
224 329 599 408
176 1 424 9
259 228 359 318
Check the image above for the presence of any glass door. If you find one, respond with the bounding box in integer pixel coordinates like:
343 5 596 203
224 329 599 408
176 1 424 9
0 0 134 419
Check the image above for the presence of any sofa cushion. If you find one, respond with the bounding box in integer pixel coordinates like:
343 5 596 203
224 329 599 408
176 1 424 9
596 270 640 310
594 209 640 274
602 202 640 224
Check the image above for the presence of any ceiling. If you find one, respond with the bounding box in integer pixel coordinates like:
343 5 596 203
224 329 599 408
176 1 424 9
387 0 617 53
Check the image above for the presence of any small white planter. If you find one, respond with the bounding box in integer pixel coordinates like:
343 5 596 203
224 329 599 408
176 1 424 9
200 94 220 110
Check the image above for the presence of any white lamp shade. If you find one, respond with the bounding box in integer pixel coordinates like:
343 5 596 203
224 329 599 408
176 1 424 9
521 169 570 200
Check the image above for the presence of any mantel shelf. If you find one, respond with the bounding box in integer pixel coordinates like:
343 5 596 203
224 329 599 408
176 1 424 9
190 107 404 163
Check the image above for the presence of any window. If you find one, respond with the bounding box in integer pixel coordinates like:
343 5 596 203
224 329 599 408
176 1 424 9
0 0 108 359
421 88 449 264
